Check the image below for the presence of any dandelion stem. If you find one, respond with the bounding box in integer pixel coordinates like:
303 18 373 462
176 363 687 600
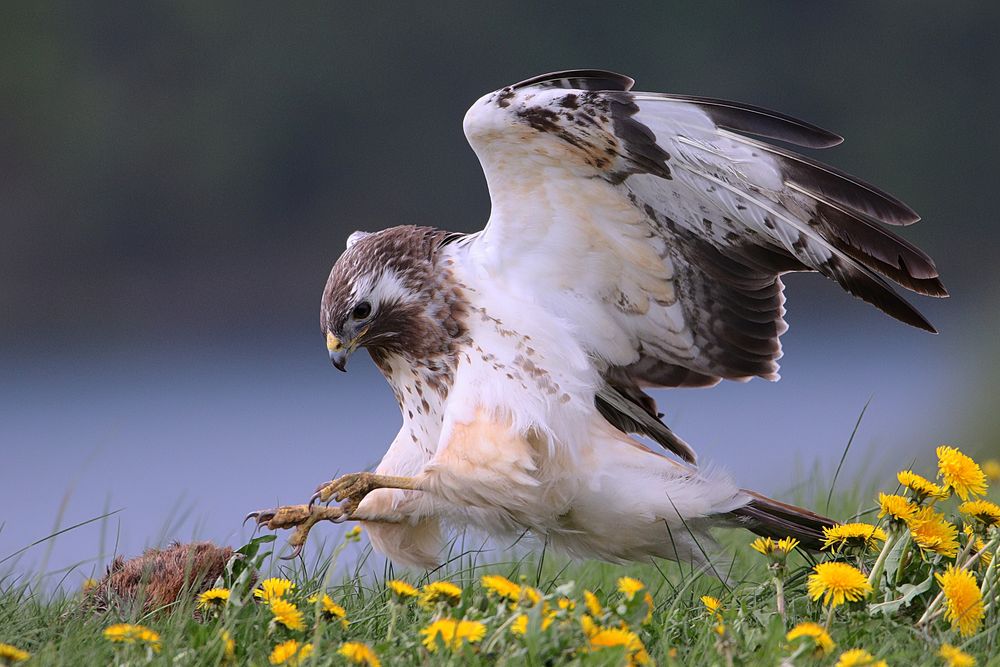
867 529 897 589
824 603 835 630
954 533 977 569
773 573 786 622
917 589 945 627
963 536 996 570
980 538 998 597
482 613 523 654
387 602 398 642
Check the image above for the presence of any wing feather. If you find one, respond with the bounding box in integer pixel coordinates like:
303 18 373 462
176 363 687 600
716 129 921 226
638 92 844 149
595 383 696 463
462 69 946 451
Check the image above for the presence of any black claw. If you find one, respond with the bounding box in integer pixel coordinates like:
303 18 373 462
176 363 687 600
280 543 304 560
243 509 274 528
331 503 352 524
308 491 323 509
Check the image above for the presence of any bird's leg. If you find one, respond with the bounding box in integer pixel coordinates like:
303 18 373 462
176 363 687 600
310 472 425 515
243 502 407 560
244 472 423 559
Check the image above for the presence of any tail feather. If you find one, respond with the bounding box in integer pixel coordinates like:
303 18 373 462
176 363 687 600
729 490 837 551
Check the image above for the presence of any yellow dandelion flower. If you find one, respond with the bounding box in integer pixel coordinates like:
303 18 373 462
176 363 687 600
959 499 1000 527
939 643 976 667
588 627 651 666
220 630 235 660
385 579 418 599
807 562 872 607
419 581 462 608
81 577 98 593
936 565 985 637
907 506 960 557
878 493 917 523
700 595 723 616
481 574 521 602
103 623 162 652
0 643 30 664
982 459 1000 482
269 640 313 665
510 614 529 636
419 618 486 652
255 577 295 602
584 590 603 617
338 641 380 667
835 648 887 667
581 614 599 638
751 536 775 555
641 591 654 624
507 609 556 637
313 593 349 628
786 621 835 655
557 597 575 612
937 446 987 500
270 598 306 631
521 586 542 607
822 523 887 551
750 536 799 558
617 576 645 601
198 587 231 610
898 470 949 501
344 526 362 542
776 536 800 554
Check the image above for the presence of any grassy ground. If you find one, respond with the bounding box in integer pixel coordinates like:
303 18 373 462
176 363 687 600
2 459 999 666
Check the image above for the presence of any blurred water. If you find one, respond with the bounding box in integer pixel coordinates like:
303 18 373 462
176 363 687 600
0 302 977 589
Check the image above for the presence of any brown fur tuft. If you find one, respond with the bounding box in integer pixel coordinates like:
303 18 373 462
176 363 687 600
84 541 232 614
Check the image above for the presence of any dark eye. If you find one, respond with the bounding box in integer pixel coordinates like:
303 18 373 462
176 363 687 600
351 301 372 320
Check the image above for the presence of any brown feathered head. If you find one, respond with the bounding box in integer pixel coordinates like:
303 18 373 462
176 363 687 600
319 226 462 371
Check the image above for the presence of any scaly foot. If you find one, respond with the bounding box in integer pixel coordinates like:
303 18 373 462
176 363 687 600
243 504 345 559
245 473 421 559
310 472 422 515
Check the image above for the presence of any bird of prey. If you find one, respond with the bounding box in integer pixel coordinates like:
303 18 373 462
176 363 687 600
246 70 946 568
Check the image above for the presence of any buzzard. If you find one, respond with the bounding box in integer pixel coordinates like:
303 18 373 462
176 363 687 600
247 70 945 568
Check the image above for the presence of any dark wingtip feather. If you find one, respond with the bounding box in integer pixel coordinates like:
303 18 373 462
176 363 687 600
511 69 634 92
731 491 838 551
728 133 921 226
595 385 697 463
817 257 938 333
809 203 948 297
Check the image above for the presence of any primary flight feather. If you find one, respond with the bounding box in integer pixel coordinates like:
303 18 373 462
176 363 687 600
246 70 945 568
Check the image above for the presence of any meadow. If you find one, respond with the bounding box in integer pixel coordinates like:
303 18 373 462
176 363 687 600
1 446 998 666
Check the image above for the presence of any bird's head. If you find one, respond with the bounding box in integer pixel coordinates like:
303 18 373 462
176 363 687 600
320 226 453 371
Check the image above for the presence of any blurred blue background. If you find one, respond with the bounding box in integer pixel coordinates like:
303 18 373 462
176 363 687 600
2 2 998 586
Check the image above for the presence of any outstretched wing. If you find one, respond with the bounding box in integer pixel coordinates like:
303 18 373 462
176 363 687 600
462 70 946 458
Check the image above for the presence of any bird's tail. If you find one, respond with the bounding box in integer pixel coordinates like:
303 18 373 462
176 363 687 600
728 490 837 551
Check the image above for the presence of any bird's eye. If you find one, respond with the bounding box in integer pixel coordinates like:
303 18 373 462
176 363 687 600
351 301 372 320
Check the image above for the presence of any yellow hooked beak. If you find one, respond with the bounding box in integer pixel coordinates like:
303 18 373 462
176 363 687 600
326 331 350 372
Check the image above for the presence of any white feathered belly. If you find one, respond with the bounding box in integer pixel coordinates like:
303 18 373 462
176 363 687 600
361 255 747 566
423 408 747 564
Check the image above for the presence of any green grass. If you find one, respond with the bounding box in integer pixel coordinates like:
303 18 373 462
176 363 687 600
2 472 999 665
